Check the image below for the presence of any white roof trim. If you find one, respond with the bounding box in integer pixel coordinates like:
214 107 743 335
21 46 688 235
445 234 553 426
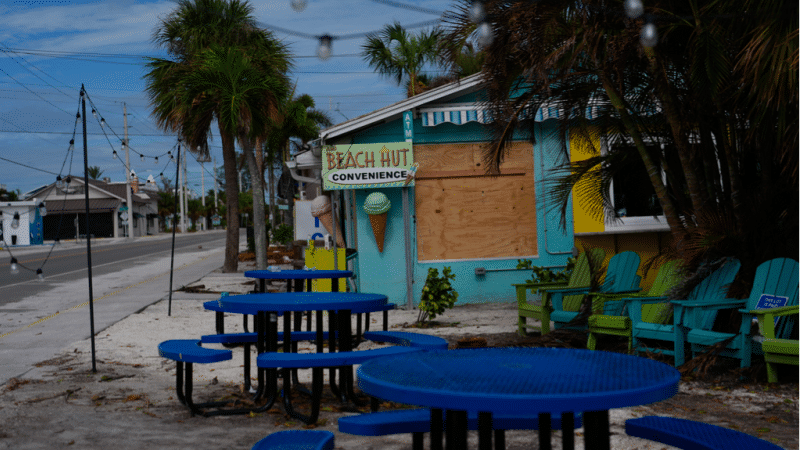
319 73 487 141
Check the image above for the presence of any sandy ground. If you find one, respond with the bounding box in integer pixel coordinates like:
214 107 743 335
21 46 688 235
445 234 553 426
0 275 797 449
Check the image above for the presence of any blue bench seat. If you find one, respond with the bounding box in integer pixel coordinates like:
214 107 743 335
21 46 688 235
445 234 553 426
625 416 783 450
362 331 449 350
251 430 334 450
200 331 334 345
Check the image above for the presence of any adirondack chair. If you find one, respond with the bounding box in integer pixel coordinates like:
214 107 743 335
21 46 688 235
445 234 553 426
627 259 741 364
587 260 683 352
675 258 798 371
514 249 604 336
760 305 798 383
540 251 642 332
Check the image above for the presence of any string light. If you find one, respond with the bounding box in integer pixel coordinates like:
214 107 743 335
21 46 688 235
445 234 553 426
112 150 118 159
10 258 19 275
11 212 20 229
317 35 333 60
100 118 106 127
625 0 644 19
641 20 658 47
140 154 145 162
154 156 158 164
91 109 97 118
469 1 485 23
477 22 494 48
36 268 44 282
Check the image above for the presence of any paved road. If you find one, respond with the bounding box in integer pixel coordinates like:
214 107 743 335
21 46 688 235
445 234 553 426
0 230 232 384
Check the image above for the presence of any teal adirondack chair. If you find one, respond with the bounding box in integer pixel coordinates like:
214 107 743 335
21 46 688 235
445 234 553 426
628 259 741 364
760 305 798 383
515 249 604 336
676 258 799 371
587 260 683 352
541 251 642 332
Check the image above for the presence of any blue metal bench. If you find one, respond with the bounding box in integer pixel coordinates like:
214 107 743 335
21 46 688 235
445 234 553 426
362 331 449 350
251 430 335 450
157 340 238 417
625 416 783 449
339 408 583 450
256 346 423 425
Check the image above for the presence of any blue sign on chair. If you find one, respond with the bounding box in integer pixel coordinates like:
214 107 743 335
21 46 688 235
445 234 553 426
755 294 789 326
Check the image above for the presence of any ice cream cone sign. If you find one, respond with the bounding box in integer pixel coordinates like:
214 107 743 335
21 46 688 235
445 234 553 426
404 162 419 186
310 195 345 247
363 192 390 252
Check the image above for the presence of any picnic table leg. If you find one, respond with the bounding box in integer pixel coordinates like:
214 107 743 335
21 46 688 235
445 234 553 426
538 413 552 450
561 412 575 450
338 308 369 407
583 410 610 450
327 310 344 402
430 408 444 450
478 412 492 450
446 410 468 450
494 430 505 450
251 312 278 412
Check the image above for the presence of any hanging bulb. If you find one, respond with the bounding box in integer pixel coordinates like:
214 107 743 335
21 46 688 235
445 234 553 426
113 150 118 159
36 268 44 282
624 0 644 19
65 176 71 184
56 175 64 189
11 212 20 229
290 0 307 12
469 1 485 23
92 109 97 118
477 22 494 48
317 35 333 61
10 258 19 275
140 154 145 163
76 111 80 119
641 21 658 47
154 156 159 164
100 118 106 127
121 140 126 150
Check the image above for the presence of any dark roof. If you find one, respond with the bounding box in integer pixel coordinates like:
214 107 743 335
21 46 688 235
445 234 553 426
45 199 121 214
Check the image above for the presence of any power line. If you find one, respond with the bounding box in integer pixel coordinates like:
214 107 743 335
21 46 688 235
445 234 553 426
0 43 75 99
0 66 74 116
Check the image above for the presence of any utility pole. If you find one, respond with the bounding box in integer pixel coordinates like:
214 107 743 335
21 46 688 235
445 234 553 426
123 102 134 240
183 144 188 232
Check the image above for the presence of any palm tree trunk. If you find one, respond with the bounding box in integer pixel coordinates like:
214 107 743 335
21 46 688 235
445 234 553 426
242 136 268 270
602 78 687 246
268 156 276 231
220 128 240 273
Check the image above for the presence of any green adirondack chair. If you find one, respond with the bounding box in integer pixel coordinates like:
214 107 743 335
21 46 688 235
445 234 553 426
540 251 642 332
675 258 798 371
627 259 741 363
760 305 798 383
514 249 604 336
587 260 683 352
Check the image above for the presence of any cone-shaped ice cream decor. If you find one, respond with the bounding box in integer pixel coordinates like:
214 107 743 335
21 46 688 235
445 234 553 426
364 192 390 252
310 195 345 247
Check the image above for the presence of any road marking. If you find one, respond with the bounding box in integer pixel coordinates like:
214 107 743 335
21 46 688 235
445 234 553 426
0 253 217 340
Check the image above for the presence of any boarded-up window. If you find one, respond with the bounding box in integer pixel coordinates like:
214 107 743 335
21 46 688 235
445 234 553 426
415 142 537 261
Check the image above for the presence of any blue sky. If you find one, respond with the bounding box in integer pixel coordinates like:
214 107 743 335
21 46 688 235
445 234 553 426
0 0 455 197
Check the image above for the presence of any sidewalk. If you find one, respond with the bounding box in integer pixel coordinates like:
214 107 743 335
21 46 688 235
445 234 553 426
0 262 796 449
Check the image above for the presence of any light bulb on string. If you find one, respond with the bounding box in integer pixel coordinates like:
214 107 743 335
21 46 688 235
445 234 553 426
100 118 106 128
121 140 126 150
92 109 97 118
624 0 644 19
11 212 20 229
68 139 75 152
112 150 118 159
140 154 145 163
469 1 485 23
290 0 307 12
641 21 658 47
10 258 19 275
154 156 159 164
56 175 64 190
317 35 333 61
36 268 44 282
477 22 494 48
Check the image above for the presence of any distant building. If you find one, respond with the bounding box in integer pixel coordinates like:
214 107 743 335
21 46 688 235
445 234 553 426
0 200 44 246
23 176 159 239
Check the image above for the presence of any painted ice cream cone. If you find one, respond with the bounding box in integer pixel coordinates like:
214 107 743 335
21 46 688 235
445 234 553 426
404 162 419 186
364 192 390 252
310 195 345 247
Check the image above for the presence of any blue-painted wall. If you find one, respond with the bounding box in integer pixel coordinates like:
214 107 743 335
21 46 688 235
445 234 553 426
330 102 574 306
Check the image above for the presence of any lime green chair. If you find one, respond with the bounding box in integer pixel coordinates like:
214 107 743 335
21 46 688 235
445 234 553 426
587 260 683 352
514 249 604 336
759 305 799 383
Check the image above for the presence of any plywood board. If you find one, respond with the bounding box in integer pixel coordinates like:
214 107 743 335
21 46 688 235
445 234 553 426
415 143 477 174
416 174 537 261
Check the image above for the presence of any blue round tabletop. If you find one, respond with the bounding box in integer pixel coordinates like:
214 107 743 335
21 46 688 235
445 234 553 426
217 292 388 314
357 347 679 414
244 270 353 280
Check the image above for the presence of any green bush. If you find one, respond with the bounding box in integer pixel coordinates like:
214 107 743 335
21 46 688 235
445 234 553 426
273 224 293 245
417 267 458 324
516 257 577 284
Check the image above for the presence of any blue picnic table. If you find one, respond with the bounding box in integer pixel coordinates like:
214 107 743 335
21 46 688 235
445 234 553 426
357 347 680 450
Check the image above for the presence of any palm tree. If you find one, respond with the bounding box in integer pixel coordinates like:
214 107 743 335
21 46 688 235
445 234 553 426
441 0 797 288
87 166 104 180
145 0 290 272
362 22 442 97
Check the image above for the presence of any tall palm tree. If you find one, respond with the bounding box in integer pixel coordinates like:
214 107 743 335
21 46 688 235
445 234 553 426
87 166 104 180
145 0 290 272
362 22 442 97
